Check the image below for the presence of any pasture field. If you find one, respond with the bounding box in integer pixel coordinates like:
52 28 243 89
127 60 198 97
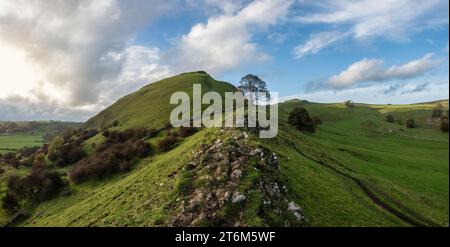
0 134 45 154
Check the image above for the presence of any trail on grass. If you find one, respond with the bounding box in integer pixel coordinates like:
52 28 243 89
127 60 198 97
287 140 438 227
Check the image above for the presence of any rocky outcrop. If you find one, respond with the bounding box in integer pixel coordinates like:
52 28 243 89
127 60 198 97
170 130 305 227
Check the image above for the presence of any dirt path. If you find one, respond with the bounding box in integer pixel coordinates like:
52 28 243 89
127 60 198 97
287 140 438 227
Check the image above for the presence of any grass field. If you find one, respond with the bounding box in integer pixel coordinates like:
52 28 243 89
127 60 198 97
0 72 447 227
259 100 448 226
0 134 45 154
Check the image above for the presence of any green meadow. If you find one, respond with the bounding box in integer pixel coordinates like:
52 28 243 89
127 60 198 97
0 134 45 154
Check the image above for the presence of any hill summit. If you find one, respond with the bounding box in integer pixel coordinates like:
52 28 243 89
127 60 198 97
84 71 236 130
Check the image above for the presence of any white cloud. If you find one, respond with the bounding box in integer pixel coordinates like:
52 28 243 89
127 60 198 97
171 0 293 74
293 31 349 58
328 53 440 89
294 0 449 57
0 0 171 120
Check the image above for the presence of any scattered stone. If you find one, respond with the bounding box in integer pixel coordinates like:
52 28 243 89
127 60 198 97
231 169 242 179
287 201 302 212
232 192 246 203
249 148 262 156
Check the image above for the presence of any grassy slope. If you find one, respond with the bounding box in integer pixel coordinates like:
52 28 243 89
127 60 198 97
84 71 236 130
260 100 448 226
19 129 218 226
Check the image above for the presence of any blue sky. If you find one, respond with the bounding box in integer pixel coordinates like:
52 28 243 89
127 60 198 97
0 0 448 121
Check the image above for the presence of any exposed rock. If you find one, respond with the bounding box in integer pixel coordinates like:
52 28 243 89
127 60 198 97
230 169 242 179
171 129 306 227
232 192 246 203
287 201 302 212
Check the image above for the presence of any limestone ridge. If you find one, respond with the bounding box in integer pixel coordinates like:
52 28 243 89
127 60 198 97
171 129 305 227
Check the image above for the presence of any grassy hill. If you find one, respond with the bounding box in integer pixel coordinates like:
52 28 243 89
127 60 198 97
0 72 448 227
84 71 236 130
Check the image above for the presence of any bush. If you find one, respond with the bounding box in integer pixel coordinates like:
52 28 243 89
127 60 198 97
312 116 322 126
1 153 20 168
178 126 197 138
53 144 87 167
48 136 64 162
69 139 152 184
386 114 394 123
441 117 449 132
33 153 46 168
2 167 66 212
18 146 40 159
0 167 5 175
157 136 178 152
406 119 415 128
344 100 354 108
288 107 316 133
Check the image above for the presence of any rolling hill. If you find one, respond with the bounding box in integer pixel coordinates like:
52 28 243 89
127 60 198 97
0 72 448 227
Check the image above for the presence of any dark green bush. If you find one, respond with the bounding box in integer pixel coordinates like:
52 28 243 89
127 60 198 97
406 119 415 128
386 114 394 123
288 107 316 133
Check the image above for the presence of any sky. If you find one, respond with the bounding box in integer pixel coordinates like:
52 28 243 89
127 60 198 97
0 0 448 121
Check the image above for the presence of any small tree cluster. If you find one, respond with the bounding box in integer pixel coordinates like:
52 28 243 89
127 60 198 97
2 166 66 212
288 107 316 133
386 114 395 123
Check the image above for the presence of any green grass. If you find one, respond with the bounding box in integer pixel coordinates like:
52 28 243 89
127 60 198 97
84 71 236 130
0 134 45 154
259 100 448 226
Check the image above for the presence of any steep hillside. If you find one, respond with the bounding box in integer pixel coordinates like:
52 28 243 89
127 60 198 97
84 71 236 130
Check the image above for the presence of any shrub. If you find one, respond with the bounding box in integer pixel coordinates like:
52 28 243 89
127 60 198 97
2 167 66 212
69 139 152 184
1 153 20 168
33 153 46 169
80 129 98 140
441 117 449 132
53 144 87 167
311 116 322 126
386 114 394 123
18 146 40 159
0 167 5 175
48 136 64 162
157 136 178 152
288 107 316 133
178 126 198 138
344 100 354 108
406 119 415 128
